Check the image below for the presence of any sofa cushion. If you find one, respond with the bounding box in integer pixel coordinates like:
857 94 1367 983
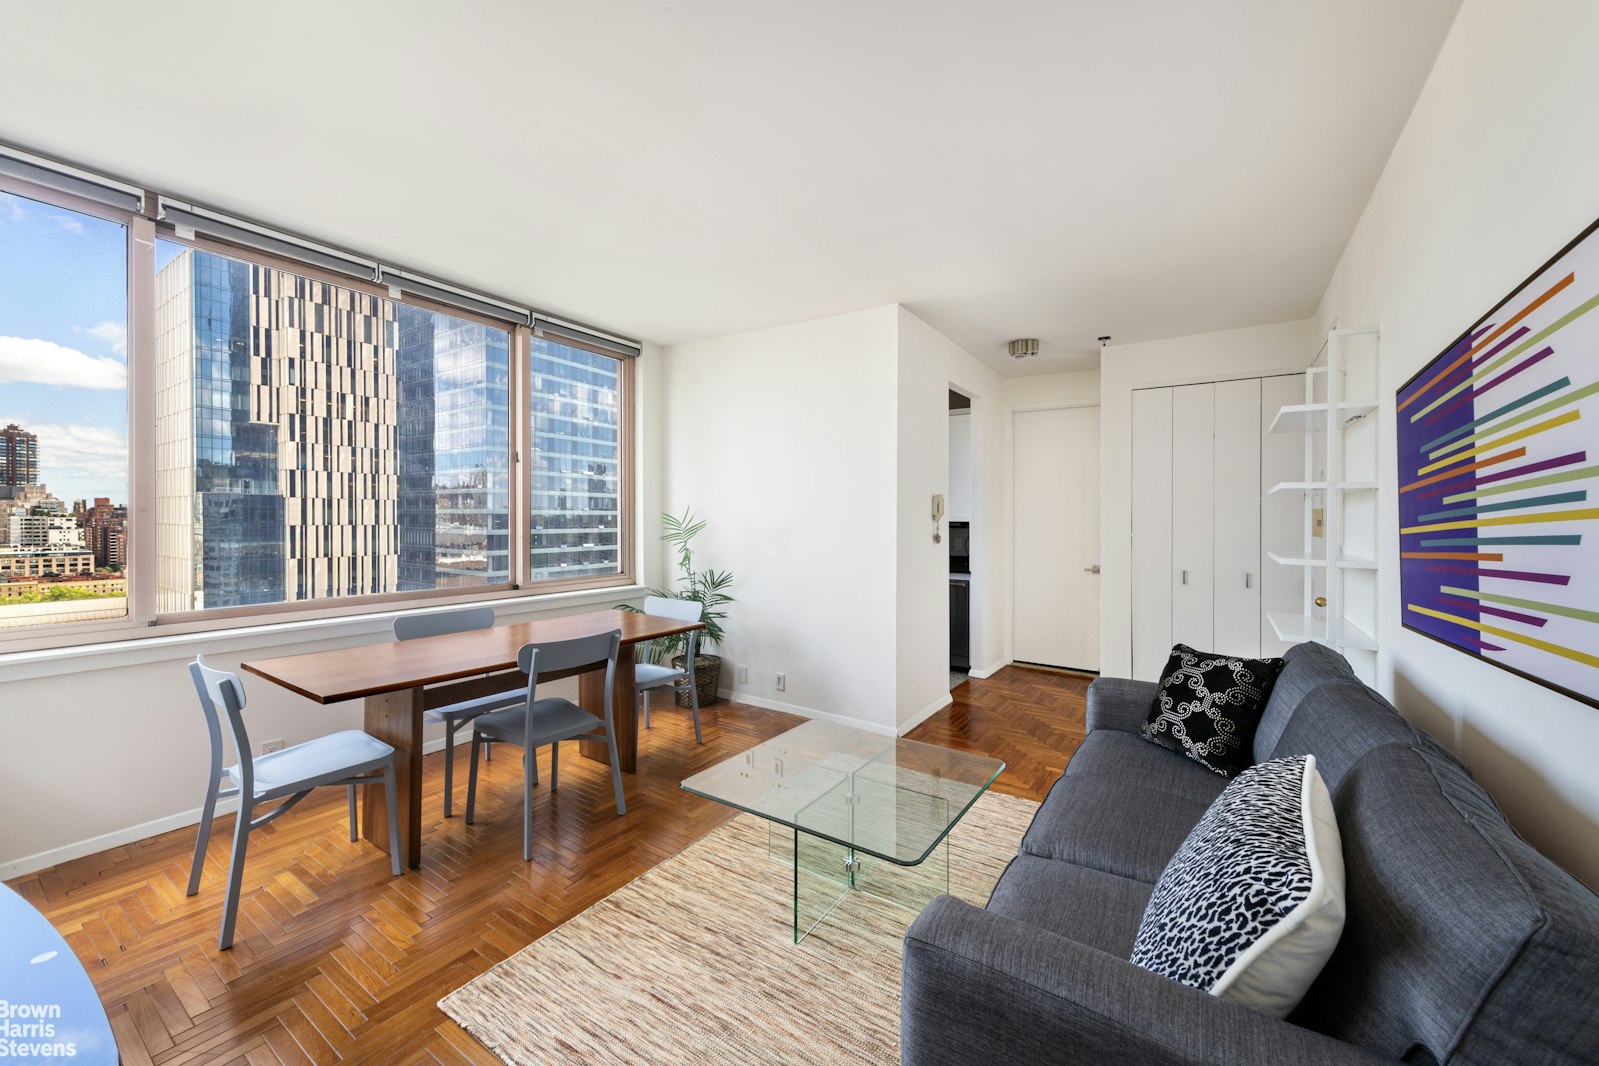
1266 680 1418 791
1024 740 1226 882
986 854 1152 957
1292 744 1599 1065
1131 755 1345 1019
1143 644 1286 777
1251 642 1356 762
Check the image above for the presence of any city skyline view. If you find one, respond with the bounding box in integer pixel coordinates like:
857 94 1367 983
0 188 129 504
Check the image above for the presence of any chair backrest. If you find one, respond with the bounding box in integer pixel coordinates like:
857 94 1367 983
643 596 703 623
393 605 496 642
639 596 703 664
517 630 622 721
189 655 253 790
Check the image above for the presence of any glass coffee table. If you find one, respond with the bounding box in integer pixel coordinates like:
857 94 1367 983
681 720 1005 942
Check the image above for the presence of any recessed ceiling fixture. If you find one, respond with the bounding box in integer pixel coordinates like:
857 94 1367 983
1008 338 1040 359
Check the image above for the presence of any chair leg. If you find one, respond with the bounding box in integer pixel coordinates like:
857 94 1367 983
605 725 627 817
348 784 358 842
484 737 493 762
218 801 252 951
382 763 402 877
187 776 220 896
522 745 535 863
642 688 651 729
550 741 559 792
465 731 482 825
687 675 703 745
441 717 458 819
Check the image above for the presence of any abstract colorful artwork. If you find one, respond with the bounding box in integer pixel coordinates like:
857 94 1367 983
1398 218 1599 707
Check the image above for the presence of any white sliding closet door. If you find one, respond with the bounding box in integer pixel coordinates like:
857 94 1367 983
1170 384 1215 651
1212 378 1262 657
1131 389 1174 680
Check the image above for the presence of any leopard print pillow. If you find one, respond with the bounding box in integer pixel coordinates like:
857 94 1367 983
1129 755 1346 1018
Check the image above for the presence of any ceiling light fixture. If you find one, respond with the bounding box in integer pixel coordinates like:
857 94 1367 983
1007 338 1040 359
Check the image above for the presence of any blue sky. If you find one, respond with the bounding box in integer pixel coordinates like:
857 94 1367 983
0 188 129 503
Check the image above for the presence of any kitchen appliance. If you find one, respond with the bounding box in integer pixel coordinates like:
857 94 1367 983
949 521 970 573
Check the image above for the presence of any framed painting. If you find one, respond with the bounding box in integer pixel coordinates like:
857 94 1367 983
1398 216 1599 709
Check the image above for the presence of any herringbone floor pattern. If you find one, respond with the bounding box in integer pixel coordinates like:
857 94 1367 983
8 667 1087 1064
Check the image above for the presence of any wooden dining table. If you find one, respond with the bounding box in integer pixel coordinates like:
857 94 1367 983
240 608 704 868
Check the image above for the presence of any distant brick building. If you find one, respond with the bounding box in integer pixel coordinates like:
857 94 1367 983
80 497 128 569
0 423 39 493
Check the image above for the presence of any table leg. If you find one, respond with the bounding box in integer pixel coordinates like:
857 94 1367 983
578 643 638 772
362 687 424 869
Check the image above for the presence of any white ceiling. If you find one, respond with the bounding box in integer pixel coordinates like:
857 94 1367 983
1 0 1459 376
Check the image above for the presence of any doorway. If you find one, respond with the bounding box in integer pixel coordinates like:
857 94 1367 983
1012 404 1100 672
948 389 974 687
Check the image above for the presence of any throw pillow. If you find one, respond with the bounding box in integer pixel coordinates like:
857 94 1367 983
1143 644 1285 776
1129 754 1346 1018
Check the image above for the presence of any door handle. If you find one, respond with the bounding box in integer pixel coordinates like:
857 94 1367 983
1084 565 1101 574
1181 569 1189 585
1244 572 1253 589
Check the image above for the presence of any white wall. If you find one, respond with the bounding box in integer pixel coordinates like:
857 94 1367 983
1003 369 1101 409
894 308 1006 732
661 307 900 731
1100 320 1315 677
0 342 668 877
1311 0 1599 889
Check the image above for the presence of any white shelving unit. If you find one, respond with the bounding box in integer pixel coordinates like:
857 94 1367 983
1266 326 1381 657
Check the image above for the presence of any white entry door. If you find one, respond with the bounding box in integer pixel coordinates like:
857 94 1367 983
1013 405 1101 671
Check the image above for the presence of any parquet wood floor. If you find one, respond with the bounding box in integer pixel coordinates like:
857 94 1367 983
8 666 1088 1064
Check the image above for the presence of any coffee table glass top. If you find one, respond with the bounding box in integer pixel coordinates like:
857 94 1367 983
680 720 1005 866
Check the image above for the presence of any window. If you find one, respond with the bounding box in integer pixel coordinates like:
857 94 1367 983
152 241 512 614
530 336 625 581
0 152 635 644
0 190 129 630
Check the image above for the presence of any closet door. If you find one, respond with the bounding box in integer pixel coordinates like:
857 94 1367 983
1170 384 1215 651
1131 388 1174 680
1212 378 1262 656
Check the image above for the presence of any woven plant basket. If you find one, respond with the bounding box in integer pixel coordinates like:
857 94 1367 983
671 653 723 707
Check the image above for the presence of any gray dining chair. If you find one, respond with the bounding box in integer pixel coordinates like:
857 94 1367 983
393 606 524 817
635 595 705 744
464 630 626 861
186 655 402 951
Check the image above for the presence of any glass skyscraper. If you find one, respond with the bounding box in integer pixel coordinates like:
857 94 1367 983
156 247 509 612
530 338 622 580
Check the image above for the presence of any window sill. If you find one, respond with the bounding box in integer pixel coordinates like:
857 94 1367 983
0 583 646 684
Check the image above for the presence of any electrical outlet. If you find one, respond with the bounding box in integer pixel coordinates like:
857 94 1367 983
775 672 786 692
736 665 748 684
261 738 285 755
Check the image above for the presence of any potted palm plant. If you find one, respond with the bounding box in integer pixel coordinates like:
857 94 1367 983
624 508 734 706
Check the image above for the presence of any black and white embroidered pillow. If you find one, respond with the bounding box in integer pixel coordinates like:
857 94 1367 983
1130 755 1346 1018
1142 644 1285 776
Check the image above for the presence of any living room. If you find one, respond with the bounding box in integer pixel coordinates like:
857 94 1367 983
2 2 1598 1064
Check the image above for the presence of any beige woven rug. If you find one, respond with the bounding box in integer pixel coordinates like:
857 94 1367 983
439 790 1038 1065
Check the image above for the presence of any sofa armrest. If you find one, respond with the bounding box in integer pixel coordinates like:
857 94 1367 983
1085 677 1158 734
902 897 1387 1066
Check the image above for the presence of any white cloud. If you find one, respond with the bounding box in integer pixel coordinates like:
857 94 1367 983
80 321 127 356
2 199 23 223
0 336 127 390
0 418 127 496
50 214 85 234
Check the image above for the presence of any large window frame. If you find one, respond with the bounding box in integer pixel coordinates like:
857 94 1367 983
0 161 639 654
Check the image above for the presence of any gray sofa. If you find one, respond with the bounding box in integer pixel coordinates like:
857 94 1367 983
902 643 1599 1066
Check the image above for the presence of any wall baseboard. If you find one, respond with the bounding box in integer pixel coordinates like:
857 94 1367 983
0 734 454 880
715 689 896 735
968 659 1009 680
898 692 953 736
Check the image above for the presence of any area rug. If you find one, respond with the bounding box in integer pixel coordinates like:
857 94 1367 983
439 790 1039 1065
